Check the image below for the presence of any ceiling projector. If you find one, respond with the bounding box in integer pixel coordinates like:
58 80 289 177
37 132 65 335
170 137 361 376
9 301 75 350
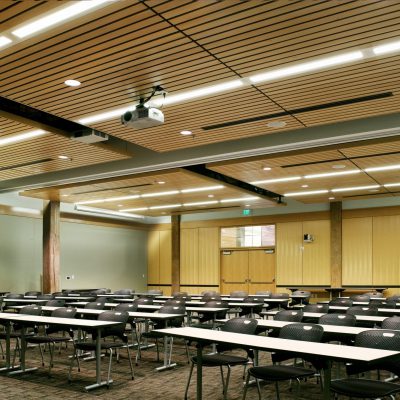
121 105 164 129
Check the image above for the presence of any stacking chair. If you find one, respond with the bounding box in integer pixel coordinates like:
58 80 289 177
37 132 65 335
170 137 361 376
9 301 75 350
147 289 163 295
3 293 23 312
268 309 304 337
202 293 222 302
302 303 329 323
350 294 371 302
290 290 311 306
387 294 400 302
378 301 398 309
330 330 400 399
25 307 78 375
84 301 105 310
37 294 55 300
329 298 353 311
173 291 189 298
185 318 258 400
230 291 248 298
243 323 324 400
134 297 154 306
68 310 134 384
114 289 133 295
264 293 289 311
255 291 271 298
318 313 356 345
364 292 384 299
201 290 219 297
46 299 65 307
239 297 264 318
381 316 400 330
164 298 186 306
190 300 228 329
24 291 42 296
346 306 378 328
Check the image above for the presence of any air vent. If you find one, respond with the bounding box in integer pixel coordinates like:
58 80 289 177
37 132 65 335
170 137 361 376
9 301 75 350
0 158 53 171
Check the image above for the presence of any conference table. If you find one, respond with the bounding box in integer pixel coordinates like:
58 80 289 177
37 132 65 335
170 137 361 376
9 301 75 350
0 312 122 390
154 326 400 400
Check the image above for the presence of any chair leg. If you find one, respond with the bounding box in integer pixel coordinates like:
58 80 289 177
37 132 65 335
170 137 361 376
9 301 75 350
48 342 54 375
185 340 190 363
242 370 250 400
107 349 113 385
223 366 231 400
219 365 225 392
155 338 160 362
68 347 77 382
275 381 280 400
184 362 194 400
38 343 45 366
168 337 174 365
126 344 135 380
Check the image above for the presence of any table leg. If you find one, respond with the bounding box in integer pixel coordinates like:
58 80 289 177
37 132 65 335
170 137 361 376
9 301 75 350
0 322 18 372
323 361 332 400
8 326 36 375
196 343 203 400
156 320 176 371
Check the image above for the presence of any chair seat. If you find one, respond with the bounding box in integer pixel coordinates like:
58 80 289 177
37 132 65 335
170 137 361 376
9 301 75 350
26 335 70 344
330 378 400 398
75 341 126 351
249 365 316 381
0 332 35 339
192 354 248 366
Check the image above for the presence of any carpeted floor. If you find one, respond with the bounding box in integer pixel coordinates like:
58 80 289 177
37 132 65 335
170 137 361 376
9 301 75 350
0 337 396 399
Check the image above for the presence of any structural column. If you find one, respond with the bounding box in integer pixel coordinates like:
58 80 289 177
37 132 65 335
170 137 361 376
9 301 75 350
171 215 180 294
330 201 342 288
43 201 60 293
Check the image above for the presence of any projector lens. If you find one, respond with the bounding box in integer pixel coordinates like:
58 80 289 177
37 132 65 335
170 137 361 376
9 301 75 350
123 111 132 121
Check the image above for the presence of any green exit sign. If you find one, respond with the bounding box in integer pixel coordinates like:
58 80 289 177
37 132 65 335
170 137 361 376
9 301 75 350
242 209 251 216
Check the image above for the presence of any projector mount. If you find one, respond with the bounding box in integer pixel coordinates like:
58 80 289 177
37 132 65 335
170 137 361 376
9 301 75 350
138 85 166 108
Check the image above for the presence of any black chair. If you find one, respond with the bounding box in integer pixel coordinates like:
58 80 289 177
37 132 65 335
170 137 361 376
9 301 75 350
147 289 163 295
381 316 400 330
24 291 42 296
350 294 371 302
114 289 133 295
84 301 105 310
244 323 324 400
46 299 66 307
364 292 384 299
387 294 400 302
185 318 258 400
190 300 228 329
239 296 264 318
164 298 186 306
346 306 378 328
37 294 55 300
330 330 400 399
264 293 289 311
329 298 353 310
318 313 356 345
25 307 78 375
230 291 248 298
201 294 222 302
302 303 329 323
68 310 134 384
268 310 304 337
290 290 311 306
255 291 271 298
378 301 398 309
3 293 23 311
201 290 219 297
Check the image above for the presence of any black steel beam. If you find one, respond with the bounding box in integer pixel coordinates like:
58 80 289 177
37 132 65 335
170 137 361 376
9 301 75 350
183 164 284 204
0 96 154 157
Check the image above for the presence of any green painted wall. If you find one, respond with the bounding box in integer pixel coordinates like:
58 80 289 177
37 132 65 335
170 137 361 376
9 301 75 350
0 214 147 293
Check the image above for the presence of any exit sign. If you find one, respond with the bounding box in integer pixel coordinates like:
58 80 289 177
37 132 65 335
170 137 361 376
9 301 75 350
242 209 251 216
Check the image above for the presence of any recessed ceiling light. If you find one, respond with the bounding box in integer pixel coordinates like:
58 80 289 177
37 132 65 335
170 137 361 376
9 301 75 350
369 189 380 193
208 194 214 198
284 190 329 197
58 155 71 160
267 121 287 128
180 130 193 136
301 184 309 188
331 185 380 193
245 204 251 207
305 170 360 179
251 177 301 184
263 167 272 171
328 197 335 200
0 36 12 48
161 212 167 215
64 79 81 87
61 194 69 197
157 180 166 184
117 204 123 207
332 164 346 169
75 205 144 219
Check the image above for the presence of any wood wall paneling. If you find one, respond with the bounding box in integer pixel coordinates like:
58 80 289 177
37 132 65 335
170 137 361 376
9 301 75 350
147 230 160 285
302 220 331 285
159 229 172 285
180 228 199 285
373 215 400 285
276 222 303 285
330 202 342 288
342 217 373 285
198 227 219 286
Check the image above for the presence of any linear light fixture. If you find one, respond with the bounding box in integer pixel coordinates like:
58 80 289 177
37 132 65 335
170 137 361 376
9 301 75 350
141 190 179 198
251 177 301 185
120 207 149 212
373 40 400 55
220 196 259 203
149 204 181 210
75 204 144 219
284 190 329 197
12 0 114 38
383 183 400 188
75 194 139 205
180 185 224 193
78 105 132 125
249 51 364 83
0 36 12 48
304 170 361 179
0 130 46 146
364 164 400 172
183 200 219 206
331 185 380 193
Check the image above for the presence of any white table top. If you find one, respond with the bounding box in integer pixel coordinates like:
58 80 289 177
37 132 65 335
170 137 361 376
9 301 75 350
55 296 95 301
3 298 48 303
154 327 400 363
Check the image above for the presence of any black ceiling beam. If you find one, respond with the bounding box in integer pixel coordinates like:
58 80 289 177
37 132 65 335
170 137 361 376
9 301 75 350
183 164 284 204
0 96 154 157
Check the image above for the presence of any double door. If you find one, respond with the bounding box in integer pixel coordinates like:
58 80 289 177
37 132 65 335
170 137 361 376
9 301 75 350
220 249 275 294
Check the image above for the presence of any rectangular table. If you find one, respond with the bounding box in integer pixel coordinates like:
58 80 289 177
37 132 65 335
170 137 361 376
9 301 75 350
0 312 121 390
154 327 400 400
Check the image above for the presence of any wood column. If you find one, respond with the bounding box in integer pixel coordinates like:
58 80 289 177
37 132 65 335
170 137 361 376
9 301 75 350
171 215 181 294
43 201 60 293
330 201 342 288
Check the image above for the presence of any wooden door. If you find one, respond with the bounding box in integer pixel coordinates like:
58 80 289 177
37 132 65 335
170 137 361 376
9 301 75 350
220 250 248 294
248 250 276 294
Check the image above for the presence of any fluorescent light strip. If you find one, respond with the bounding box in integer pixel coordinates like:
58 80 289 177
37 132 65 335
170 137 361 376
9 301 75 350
75 194 139 205
383 183 400 188
141 190 179 198
331 185 380 193
304 170 360 179
0 130 46 146
12 0 113 38
284 190 329 197
251 177 301 184
364 164 400 172
75 205 144 219
0 36 12 47
183 200 218 206
220 196 258 203
180 185 224 193
120 207 149 212
373 40 400 55
249 51 364 83
149 204 181 210
78 105 132 125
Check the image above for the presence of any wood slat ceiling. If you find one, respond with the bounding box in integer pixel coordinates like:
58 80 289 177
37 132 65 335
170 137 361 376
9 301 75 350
1 0 400 211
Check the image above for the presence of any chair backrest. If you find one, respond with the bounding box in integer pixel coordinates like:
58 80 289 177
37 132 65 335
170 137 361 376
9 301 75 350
230 291 248 298
173 291 188 297
95 310 129 340
157 305 186 328
243 296 264 303
329 298 353 307
274 309 303 322
270 293 289 299
201 294 221 302
221 317 258 334
147 289 163 295
5 293 23 299
114 289 133 295
318 313 356 326
91 289 107 295
292 290 311 297
303 304 329 313
378 301 398 309
346 306 378 316
46 299 65 307
387 294 400 302
51 307 77 318
20 305 42 315
381 316 400 330
363 292 384 298
94 297 107 304
255 291 271 297
349 294 370 302
134 297 154 305
201 290 219 297
84 301 105 310
114 303 138 312
37 294 55 300
164 298 185 306
279 323 324 342
25 291 42 296
204 301 228 319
